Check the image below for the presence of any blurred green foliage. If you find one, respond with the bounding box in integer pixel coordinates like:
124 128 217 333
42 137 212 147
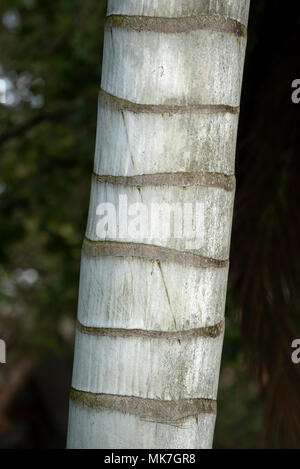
0 0 107 356
214 312 263 448
0 0 265 448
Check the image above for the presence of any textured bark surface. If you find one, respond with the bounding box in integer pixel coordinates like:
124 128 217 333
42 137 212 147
107 0 250 26
101 27 247 106
67 0 250 449
78 252 229 331
95 96 239 176
68 401 216 449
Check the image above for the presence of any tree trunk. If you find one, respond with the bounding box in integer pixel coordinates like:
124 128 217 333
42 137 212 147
67 0 250 449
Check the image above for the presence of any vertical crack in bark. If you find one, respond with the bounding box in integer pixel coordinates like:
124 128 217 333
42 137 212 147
157 260 177 332
109 25 116 57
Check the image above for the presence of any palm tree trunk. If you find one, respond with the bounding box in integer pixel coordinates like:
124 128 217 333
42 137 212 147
67 0 250 449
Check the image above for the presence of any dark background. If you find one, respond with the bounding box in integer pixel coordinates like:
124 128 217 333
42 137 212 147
0 0 299 449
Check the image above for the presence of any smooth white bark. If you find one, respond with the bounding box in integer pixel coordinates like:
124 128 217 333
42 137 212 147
72 330 224 400
101 28 247 106
68 0 250 449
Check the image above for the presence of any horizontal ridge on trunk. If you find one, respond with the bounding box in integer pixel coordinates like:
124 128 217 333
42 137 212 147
93 172 235 191
83 238 229 269
76 319 225 340
70 388 217 422
99 89 240 115
105 14 247 38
